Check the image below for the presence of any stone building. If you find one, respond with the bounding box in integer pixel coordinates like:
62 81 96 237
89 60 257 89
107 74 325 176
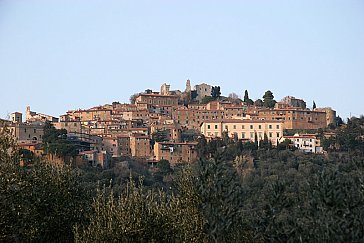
154 141 198 165
194 83 212 102
257 108 327 130
281 96 306 109
314 107 336 126
130 133 151 158
8 122 44 144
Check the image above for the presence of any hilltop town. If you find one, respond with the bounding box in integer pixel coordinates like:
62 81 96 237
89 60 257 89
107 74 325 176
3 80 338 168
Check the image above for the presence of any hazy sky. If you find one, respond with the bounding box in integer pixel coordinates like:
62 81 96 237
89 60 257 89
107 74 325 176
0 0 363 119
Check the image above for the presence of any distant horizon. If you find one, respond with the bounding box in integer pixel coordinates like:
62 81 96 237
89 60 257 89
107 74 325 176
1 1 363 120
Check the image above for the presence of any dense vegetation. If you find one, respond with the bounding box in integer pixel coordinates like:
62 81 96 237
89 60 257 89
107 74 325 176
1 117 364 242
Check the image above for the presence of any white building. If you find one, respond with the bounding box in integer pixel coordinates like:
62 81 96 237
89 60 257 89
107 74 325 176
280 134 323 153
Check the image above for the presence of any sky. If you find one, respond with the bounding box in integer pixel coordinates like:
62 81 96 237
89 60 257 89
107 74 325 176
0 0 363 120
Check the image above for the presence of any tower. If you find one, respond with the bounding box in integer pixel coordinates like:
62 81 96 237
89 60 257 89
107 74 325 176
185 79 191 93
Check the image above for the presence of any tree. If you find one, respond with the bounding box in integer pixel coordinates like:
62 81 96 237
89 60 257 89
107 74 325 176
0 127 88 242
243 90 254 105
313 101 317 110
201 96 215 104
228 92 239 100
129 93 140 104
156 159 172 175
262 90 277 108
254 99 263 107
43 122 79 157
211 86 221 99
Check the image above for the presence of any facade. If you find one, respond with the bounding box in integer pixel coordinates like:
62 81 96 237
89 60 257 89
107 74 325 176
150 120 182 142
172 101 247 131
257 108 327 130
79 150 110 168
117 135 131 156
160 83 171 95
65 107 112 122
8 122 44 144
130 134 151 158
154 141 198 165
101 136 119 157
10 112 22 123
314 107 336 126
200 120 283 146
280 134 322 153
194 83 212 101
135 93 179 109
53 121 83 134
281 96 306 109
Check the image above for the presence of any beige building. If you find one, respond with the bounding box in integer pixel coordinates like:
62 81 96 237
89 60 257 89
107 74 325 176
10 112 23 123
7 122 45 144
200 120 283 146
26 106 59 123
135 93 179 108
154 141 198 165
65 107 112 122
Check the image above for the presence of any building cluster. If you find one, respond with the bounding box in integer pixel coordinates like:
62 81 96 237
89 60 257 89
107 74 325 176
2 80 337 168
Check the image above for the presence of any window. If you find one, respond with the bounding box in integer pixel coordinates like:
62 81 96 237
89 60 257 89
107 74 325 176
269 125 272 129
269 132 273 138
215 125 218 129
258 125 262 129
225 125 228 130
276 125 280 129
250 125 253 129
207 125 210 129
242 133 245 138
277 132 280 137
242 125 245 129
250 133 254 138
34 129 36 133
233 125 236 129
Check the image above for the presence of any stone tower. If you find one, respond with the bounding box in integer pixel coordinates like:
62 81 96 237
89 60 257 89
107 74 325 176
185 79 191 93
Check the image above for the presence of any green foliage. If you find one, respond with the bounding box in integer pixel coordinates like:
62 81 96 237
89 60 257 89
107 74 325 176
156 159 172 175
323 116 364 154
74 176 206 242
263 90 277 108
2 121 364 242
43 121 79 157
243 89 254 105
201 95 215 104
240 151 364 242
0 128 89 242
254 98 263 107
192 156 249 242
211 86 221 99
